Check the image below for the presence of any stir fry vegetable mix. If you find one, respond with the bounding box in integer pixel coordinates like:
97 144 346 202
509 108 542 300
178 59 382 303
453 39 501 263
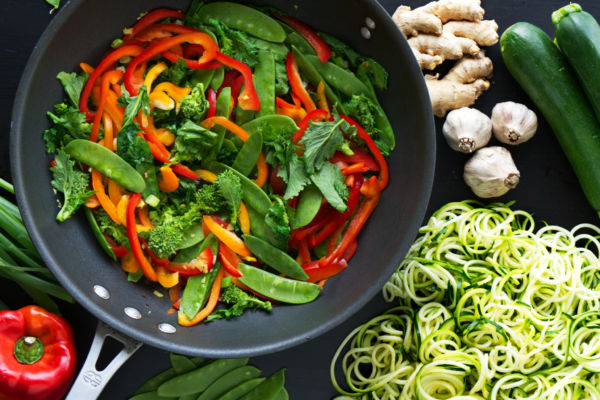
44 1 393 326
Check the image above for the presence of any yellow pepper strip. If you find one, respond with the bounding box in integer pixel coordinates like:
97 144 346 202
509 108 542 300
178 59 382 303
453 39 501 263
117 195 130 226
200 117 268 188
92 169 120 224
240 255 257 262
158 166 180 193
317 81 330 116
153 82 192 114
178 268 224 326
138 206 156 229
194 169 218 183
149 91 175 111
121 250 140 273
108 179 127 207
80 62 95 75
276 105 307 124
137 108 149 129
238 202 250 235
154 128 175 146
144 62 168 91
203 215 252 257
158 266 179 288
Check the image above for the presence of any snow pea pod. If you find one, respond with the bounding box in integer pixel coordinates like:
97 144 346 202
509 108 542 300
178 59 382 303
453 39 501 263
255 50 276 118
243 235 308 280
84 207 116 261
239 368 285 400
272 388 289 400
180 262 221 320
238 264 321 304
255 39 289 57
202 160 271 215
170 354 197 375
305 54 373 100
129 391 177 400
219 378 265 400
198 2 286 42
357 74 395 150
197 366 261 400
292 47 346 115
287 32 316 56
222 138 238 152
236 108 255 127
245 204 269 242
240 115 299 136
63 140 145 193
294 183 323 228
191 357 206 367
173 241 202 263
190 70 215 92
214 87 232 153
232 131 263 177
210 66 225 92
134 368 178 395
137 162 160 207
179 222 205 249
158 358 249 397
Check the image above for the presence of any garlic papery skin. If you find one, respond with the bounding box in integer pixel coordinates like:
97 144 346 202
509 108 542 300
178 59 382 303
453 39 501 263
464 147 520 198
491 102 538 145
443 107 492 153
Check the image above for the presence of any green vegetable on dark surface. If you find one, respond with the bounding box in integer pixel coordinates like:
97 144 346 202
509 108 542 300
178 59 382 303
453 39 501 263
207 284 272 321
238 264 320 303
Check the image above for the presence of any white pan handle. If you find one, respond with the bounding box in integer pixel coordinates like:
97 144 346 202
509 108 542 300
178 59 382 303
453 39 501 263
66 321 143 400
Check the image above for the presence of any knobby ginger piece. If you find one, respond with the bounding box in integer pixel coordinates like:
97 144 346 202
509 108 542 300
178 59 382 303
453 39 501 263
392 3 442 38
444 20 499 47
437 0 485 23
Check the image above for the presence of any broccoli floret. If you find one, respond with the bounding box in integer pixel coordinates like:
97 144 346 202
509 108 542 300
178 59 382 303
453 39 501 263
179 83 209 121
195 184 227 215
50 150 96 222
345 94 381 137
54 102 69 115
147 207 194 258
206 285 272 322
96 209 129 246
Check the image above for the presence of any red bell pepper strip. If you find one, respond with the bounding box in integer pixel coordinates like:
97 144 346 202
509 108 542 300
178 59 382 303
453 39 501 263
219 243 244 277
310 173 364 248
286 52 316 112
341 162 370 175
330 150 380 172
207 87 217 119
161 51 222 70
139 238 169 267
343 239 358 262
80 45 144 122
302 259 347 283
138 124 171 158
270 165 286 195
90 70 124 142
171 164 200 180
125 33 219 96
215 52 261 111
273 13 331 63
327 221 348 256
276 93 302 109
103 233 128 258
127 192 158 281
230 75 245 108
297 239 312 265
340 116 389 190
122 10 186 43
294 206 337 242
182 44 205 59
292 109 329 144
165 247 214 276
0 306 76 400
218 70 242 95
320 176 381 267
135 23 200 42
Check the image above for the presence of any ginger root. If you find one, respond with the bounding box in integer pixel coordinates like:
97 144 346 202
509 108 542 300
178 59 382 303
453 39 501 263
426 50 493 118
393 3 442 38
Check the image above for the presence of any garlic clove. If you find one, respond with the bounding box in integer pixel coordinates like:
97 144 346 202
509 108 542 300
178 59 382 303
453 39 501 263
442 107 492 153
464 146 520 198
491 102 538 145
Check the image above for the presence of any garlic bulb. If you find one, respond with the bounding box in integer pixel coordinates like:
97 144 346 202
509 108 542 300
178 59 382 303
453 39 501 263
491 102 537 145
464 147 520 198
443 108 492 153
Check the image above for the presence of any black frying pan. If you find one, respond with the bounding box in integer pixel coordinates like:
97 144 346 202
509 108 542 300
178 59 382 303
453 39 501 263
10 0 435 359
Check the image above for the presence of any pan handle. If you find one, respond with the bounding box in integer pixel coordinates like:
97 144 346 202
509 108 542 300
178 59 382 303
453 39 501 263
66 321 143 400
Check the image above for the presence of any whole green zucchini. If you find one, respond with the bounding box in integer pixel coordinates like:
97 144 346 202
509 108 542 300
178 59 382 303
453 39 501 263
501 22 600 213
553 4 600 121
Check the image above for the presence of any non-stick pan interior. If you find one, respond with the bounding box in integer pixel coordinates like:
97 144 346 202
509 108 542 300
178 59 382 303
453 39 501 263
11 0 434 357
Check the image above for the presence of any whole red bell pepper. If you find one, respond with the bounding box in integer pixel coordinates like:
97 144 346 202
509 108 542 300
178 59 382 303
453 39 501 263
0 306 76 400
215 52 261 111
122 9 186 43
127 193 158 281
273 13 331 63
286 53 316 113
320 176 381 266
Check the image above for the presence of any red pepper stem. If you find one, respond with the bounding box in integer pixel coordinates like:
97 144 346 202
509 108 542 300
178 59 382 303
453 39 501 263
14 337 44 364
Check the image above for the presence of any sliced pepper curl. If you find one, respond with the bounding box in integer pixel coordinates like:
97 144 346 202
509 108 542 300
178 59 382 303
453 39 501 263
286 52 316 113
158 166 180 193
203 215 252 257
127 192 158 282
178 267 224 326
90 70 123 143
122 10 186 43
135 23 201 42
215 52 261 111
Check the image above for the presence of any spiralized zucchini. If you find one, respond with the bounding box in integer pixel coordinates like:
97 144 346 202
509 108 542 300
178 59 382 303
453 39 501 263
332 201 600 400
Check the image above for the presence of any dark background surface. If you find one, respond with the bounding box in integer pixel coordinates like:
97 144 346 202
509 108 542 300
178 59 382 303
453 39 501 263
1 0 599 398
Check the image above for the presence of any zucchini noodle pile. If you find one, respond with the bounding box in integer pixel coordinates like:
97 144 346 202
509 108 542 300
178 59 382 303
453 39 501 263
331 201 600 400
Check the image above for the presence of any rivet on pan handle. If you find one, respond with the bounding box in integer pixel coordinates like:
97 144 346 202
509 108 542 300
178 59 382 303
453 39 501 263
65 321 143 400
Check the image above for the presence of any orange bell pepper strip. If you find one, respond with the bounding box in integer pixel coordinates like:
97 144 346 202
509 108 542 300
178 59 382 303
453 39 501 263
93 88 125 132
108 179 126 206
178 267 224 326
103 113 114 152
80 62 95 75
317 81 330 115
138 206 155 229
112 83 122 97
85 194 100 208
117 196 130 226
218 243 243 278
122 10 186 43
127 193 158 282
286 52 316 112
90 70 124 142
153 128 175 146
276 93 302 109
200 117 268 187
194 170 217 183
91 169 119 224
341 162 370 175
158 166 180 193
157 266 179 288
153 82 192 111
238 202 251 236
276 105 307 124
121 250 140 273
144 62 168 91
203 215 252 257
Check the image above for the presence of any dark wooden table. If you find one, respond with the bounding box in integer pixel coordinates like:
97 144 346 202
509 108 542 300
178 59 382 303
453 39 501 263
2 0 599 398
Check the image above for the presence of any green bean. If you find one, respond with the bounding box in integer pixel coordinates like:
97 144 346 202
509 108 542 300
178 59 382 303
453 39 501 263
84 207 116 261
190 69 216 91
240 115 298 136
170 354 197 375
63 140 145 193
191 357 205 368
245 204 269 242
255 50 276 118
198 3 286 42
357 74 395 150
287 32 316 56
294 184 323 228
238 264 321 304
292 47 347 115
0 207 37 253
158 358 249 397
243 235 308 280
201 160 271 215
239 368 285 400
305 54 372 100
180 263 221 320
137 162 160 207
198 366 261 400
210 66 225 92
236 108 255 127
128 391 177 400
179 222 205 249
272 388 289 400
214 87 232 153
219 378 266 400
233 132 263 177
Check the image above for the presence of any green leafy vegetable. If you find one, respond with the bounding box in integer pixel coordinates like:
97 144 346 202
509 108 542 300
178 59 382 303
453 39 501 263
319 33 362 66
345 94 381 136
43 127 72 154
264 196 292 250
117 124 153 168
184 0 205 28
167 59 189 87
215 170 243 225
210 18 260 67
180 83 209 121
46 0 60 9
356 58 388 91
206 285 272 321
274 58 290 96
46 104 92 141
299 116 355 174
50 150 96 222
170 120 219 164
56 71 89 107
117 85 150 126
96 209 129 247
310 162 348 212
280 154 311 201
